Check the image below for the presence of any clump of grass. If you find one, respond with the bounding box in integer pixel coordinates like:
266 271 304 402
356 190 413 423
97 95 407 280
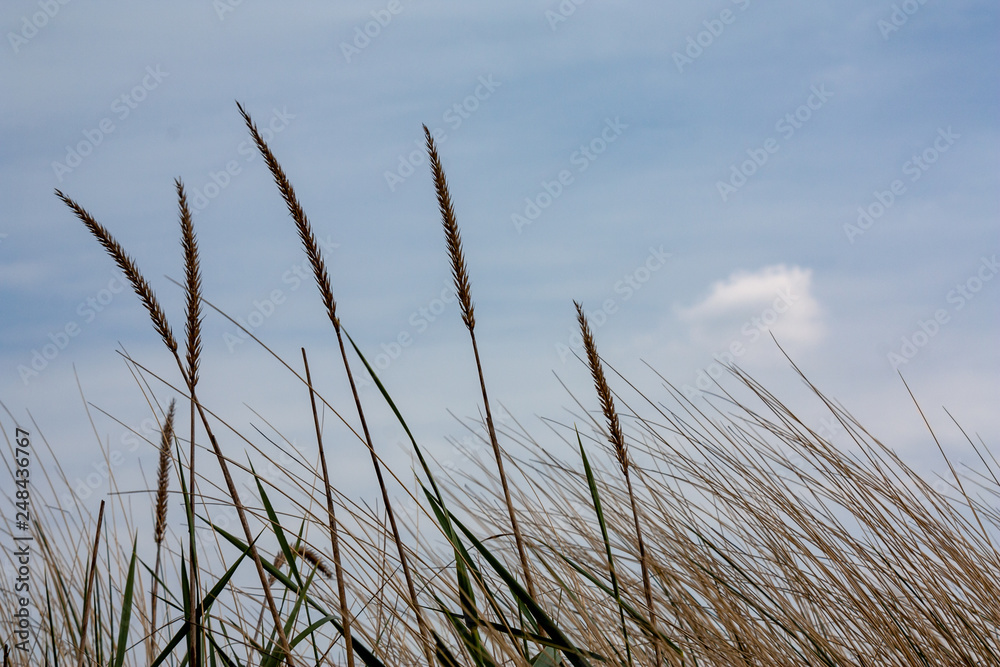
3 112 997 666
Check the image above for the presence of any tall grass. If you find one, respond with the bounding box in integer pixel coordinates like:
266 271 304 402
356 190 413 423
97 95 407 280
2 108 998 665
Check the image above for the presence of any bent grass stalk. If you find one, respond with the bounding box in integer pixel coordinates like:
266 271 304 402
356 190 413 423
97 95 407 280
302 347 355 667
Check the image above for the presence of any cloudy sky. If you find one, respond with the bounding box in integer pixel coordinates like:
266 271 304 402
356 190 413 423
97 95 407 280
1 1 997 517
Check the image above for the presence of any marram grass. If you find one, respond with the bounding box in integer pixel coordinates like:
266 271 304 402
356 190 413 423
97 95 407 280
2 107 998 666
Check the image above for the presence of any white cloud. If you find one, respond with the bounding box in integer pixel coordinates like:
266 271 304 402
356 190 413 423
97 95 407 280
678 264 824 353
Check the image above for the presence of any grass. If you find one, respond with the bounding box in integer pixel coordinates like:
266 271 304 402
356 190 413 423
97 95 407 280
2 105 999 665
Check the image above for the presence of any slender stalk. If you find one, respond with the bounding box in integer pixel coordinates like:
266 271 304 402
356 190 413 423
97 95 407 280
75 499 104 667
302 348 355 667
424 125 538 602
575 301 661 665
237 103 434 666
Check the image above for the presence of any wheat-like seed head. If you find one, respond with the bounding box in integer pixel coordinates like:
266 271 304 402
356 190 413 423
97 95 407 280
154 399 176 546
267 546 333 588
575 301 629 472
424 125 475 331
176 180 203 388
55 189 178 354
295 545 333 578
237 102 340 331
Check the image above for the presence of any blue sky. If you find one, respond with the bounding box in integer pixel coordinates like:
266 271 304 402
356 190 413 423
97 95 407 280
1 1 997 515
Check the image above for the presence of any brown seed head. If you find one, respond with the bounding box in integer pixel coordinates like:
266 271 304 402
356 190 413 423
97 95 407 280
176 180 203 388
237 102 340 331
154 399 177 546
55 189 178 353
575 301 629 471
424 125 475 331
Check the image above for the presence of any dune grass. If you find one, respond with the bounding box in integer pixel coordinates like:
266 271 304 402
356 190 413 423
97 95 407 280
2 107 998 665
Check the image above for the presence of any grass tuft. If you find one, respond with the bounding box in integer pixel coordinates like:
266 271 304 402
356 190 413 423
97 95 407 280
5 118 993 667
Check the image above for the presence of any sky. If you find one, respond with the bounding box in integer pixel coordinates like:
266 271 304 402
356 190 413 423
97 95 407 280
1 1 998 532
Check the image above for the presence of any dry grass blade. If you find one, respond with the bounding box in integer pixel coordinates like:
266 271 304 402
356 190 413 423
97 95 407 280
303 347 355 667
55 190 177 354
575 301 661 665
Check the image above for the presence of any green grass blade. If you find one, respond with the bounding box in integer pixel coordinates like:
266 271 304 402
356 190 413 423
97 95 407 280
429 494 593 667
553 549 683 657
578 428 633 666
421 486 526 661
149 535 253 667
211 522 389 667
344 329 443 502
45 579 59 667
250 460 302 588
347 329 491 650
204 629 243 667
111 536 139 667
431 591 498 667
